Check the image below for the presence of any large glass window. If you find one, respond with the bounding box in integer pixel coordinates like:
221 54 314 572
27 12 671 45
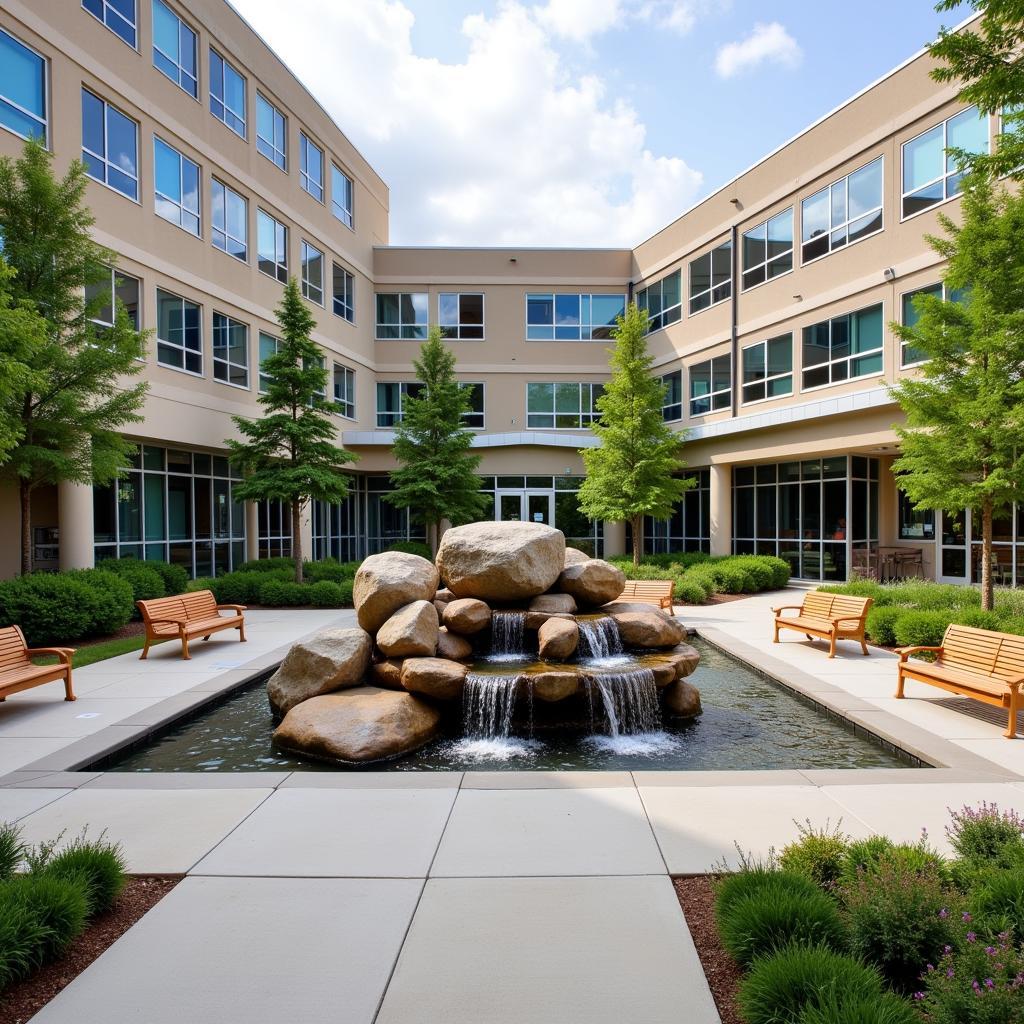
332 263 355 323
301 241 324 305
902 106 988 218
636 271 681 333
82 0 136 47
154 137 200 235
440 293 484 340
802 304 884 389
256 210 288 282
375 292 428 340
156 289 201 374
376 381 422 427
526 382 603 429
742 334 792 404
256 93 286 169
211 179 247 262
86 265 140 332
742 209 793 290
689 241 732 314
331 164 354 227
462 382 485 428
209 49 245 137
900 283 967 366
333 363 355 419
802 157 883 263
0 29 47 143
81 89 138 200
299 132 323 201
258 501 292 559
258 332 279 393
898 488 935 541
212 312 247 388
642 470 711 555
689 355 731 416
152 0 197 97
312 480 360 562
525 293 625 341
365 476 426 555
661 370 682 422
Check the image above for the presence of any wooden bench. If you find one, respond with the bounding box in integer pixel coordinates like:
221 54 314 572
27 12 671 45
137 590 247 661
615 580 675 611
0 625 76 703
896 623 1023 739
772 591 873 658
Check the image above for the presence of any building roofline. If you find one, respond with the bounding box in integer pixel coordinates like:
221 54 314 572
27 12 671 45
373 245 632 253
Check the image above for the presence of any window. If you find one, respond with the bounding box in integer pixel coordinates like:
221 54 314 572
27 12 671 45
212 312 247 388
332 263 355 322
0 29 47 143
211 179 247 262
333 363 355 419
440 293 484 340
331 164 353 227
154 137 200 235
898 489 935 541
526 382 603 429
689 241 732 314
900 283 966 366
152 0 197 97
525 293 625 341
802 157 883 264
299 133 323 201
462 382 484 428
82 0 136 47
300 241 324 305
902 106 989 218
256 93 286 169
375 293 428 340
636 271 681 332
661 370 682 422
802 304 884 389
209 49 245 137
689 355 731 416
81 89 138 200
376 381 422 426
258 332 279 392
742 334 793 404
742 209 793 289
256 210 288 282
156 289 201 374
86 265 140 331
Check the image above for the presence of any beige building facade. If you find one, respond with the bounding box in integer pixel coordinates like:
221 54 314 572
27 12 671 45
0 2 1007 585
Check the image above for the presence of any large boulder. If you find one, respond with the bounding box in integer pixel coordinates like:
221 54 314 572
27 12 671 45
401 657 468 701
267 627 372 716
528 593 577 615
537 618 579 661
648 660 677 688
609 609 684 648
530 669 579 702
442 598 491 636
437 627 473 661
558 559 626 607
370 658 405 690
663 679 702 718
353 552 439 632
273 688 441 764
666 641 701 679
376 600 438 657
563 547 590 567
436 522 565 600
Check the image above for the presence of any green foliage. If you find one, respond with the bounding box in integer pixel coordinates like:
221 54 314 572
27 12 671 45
865 607 905 646
386 328 488 548
304 559 357 583
892 610 954 649
675 578 709 605
306 580 345 608
0 885 50 988
797 990 919 1024
41 833 126 916
947 802 1024 868
0 259 43 465
237 556 297 573
11 874 88 959
840 836 900 888
67 569 134 634
146 560 189 595
96 558 165 605
228 278 357 581
386 540 433 560
955 608 1005 631
258 579 309 607
0 822 24 882
608 553 788 604
577 303 692 564
779 821 850 890
968 864 1024 939
738 944 884 1024
714 864 785 919
0 138 149 574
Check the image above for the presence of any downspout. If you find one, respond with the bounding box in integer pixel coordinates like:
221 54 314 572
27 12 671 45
730 222 739 419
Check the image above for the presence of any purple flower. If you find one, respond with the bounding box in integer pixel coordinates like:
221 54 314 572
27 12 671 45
972 979 981 991
947 968 955 978
963 911 973 922
939 908 949 919
967 932 977 943
944 945 953 954
913 991 925 1001
986 946 996 955
985 979 995 989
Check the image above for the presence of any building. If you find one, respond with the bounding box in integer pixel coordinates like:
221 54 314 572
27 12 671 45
0 1 1008 585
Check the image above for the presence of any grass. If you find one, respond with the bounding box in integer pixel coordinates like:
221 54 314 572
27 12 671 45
31 635 164 669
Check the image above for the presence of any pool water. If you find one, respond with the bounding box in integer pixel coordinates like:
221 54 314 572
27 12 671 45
106 640 913 773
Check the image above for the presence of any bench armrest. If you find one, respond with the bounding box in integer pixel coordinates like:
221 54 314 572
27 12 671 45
27 647 75 663
216 604 247 613
772 605 804 614
145 616 188 627
832 616 867 625
895 645 943 662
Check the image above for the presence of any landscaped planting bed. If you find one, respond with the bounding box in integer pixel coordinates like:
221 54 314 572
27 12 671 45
611 553 791 605
678 803 1024 1023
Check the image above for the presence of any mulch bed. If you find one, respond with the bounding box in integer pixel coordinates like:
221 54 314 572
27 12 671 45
0 876 179 1024
673 875 744 1024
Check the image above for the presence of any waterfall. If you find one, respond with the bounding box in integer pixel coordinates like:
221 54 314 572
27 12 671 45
576 615 624 660
589 668 661 737
463 673 520 739
490 611 528 659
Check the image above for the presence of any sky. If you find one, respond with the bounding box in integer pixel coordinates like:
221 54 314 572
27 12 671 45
229 0 966 248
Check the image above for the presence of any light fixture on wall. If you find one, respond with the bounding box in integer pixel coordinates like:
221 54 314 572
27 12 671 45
729 197 741 208
509 256 517 263
883 266 896 281
792 293 802 302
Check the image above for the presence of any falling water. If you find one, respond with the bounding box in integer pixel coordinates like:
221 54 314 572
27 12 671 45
463 672 520 739
589 668 661 736
576 615 624 660
489 611 528 659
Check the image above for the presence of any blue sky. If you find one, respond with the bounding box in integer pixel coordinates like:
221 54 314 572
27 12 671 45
233 0 966 246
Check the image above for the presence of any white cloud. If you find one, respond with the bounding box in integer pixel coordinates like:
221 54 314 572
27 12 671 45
714 22 802 79
230 0 704 246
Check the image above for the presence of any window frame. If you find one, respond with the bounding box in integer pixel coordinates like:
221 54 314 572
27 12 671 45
299 131 324 202
153 135 201 236
688 354 732 418
636 271 682 334
300 240 324 306
209 48 246 138
151 0 198 98
332 262 355 323
86 264 140 333
81 88 139 202
0 28 49 146
333 362 356 419
82 0 137 49
688 241 732 315
461 381 485 429
155 287 202 376
741 208 793 291
899 282 967 368
256 209 288 283
211 178 247 263
212 311 249 390
801 156 884 266
256 92 287 170
661 369 683 422
801 303 885 393
440 292 485 340
376 381 422 427
741 333 793 405
375 292 428 341
258 332 281 394
331 163 354 228
525 381 604 430
525 292 627 341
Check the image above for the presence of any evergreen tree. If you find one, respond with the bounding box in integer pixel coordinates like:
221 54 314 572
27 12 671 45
576 303 692 565
228 278 357 583
890 172 1024 610
385 327 488 552
0 139 148 574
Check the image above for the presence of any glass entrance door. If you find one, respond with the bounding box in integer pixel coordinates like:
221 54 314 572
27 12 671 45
497 492 524 522
526 492 553 526
496 491 553 525
938 510 969 583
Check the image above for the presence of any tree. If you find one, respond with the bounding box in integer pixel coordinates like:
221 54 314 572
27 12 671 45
0 138 148 575
0 259 43 465
890 173 1024 610
385 326 488 552
576 302 692 566
228 278 357 583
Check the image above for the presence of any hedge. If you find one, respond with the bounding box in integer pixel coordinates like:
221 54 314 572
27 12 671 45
609 553 791 605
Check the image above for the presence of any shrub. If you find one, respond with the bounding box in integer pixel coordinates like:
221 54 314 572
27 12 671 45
209 572 258 605
865 607 906 646
305 559 356 584
994 586 1024 618
820 581 887 604
0 886 49 988
11 874 88 958
674 578 709 605
738 944 884 1024
0 822 24 882
306 580 344 608
840 835 898 888
997 615 1024 637
710 563 756 594
968 865 1024 939
714 863 782 919
0 572 97 645
258 579 308 607
68 568 135 634
42 833 127 916
95 558 165 604
892 610 954 650
954 608 1005 631
237 556 296 573
779 821 849 890
685 566 720 597
887 580 981 611
146 560 189 595
622 562 674 581
188 576 217 594
797 990 919 1024
947 802 1024 868
386 540 432 559
728 556 775 591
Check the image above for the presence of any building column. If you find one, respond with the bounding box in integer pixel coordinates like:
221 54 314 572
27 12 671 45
603 520 626 558
300 502 314 563
58 480 94 571
709 463 732 557
245 501 259 562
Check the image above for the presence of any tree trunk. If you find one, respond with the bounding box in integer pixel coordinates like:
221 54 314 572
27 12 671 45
428 521 439 558
631 515 643 567
19 480 32 576
981 500 993 612
292 499 304 584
